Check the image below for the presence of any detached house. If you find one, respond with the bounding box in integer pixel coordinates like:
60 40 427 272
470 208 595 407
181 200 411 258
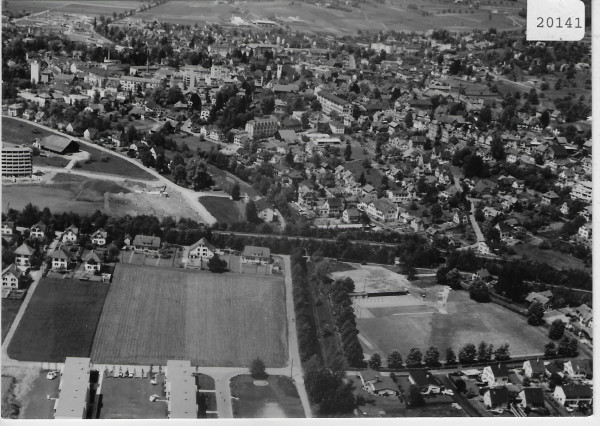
358 369 399 396
342 208 360 224
186 238 216 260
523 359 546 379
563 359 593 380
61 225 79 244
553 384 593 407
2 264 25 290
30 222 47 239
91 229 108 246
52 247 75 270
482 364 510 386
366 199 398 222
519 388 545 410
483 387 510 410
14 243 35 270
132 235 161 254
1 222 15 236
83 251 102 272
408 370 442 395
241 246 271 265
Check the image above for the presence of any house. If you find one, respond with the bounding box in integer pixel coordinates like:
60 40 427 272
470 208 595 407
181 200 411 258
482 364 510 386
408 370 442 395
483 387 509 410
83 128 99 141
578 223 592 241
342 208 360 224
476 241 490 255
132 235 161 254
358 369 380 388
61 225 79 244
54 357 91 419
14 243 35 270
519 388 545 410
186 238 215 260
51 247 74 270
541 191 559 205
473 268 492 282
572 304 592 328
256 199 275 222
30 222 47 239
241 246 271 264
357 370 400 396
523 359 546 379
2 264 25 290
1 222 14 236
83 251 102 272
524 291 552 309
553 384 593 407
563 359 592 380
91 229 108 246
366 198 398 222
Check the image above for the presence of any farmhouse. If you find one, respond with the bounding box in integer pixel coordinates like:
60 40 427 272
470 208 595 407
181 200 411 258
483 386 509 410
54 357 91 419
14 243 35 270
186 238 216 260
408 370 442 395
132 235 161 254
358 369 400 396
482 364 510 386
553 384 593 407
2 264 25 290
91 229 107 246
165 360 197 419
241 246 271 265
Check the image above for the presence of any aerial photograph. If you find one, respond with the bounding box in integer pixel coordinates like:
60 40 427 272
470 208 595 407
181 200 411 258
0 0 593 420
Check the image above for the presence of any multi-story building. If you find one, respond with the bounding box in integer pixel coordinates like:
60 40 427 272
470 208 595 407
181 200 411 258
316 89 353 116
119 75 161 91
54 357 91 419
245 116 278 139
571 180 592 203
1 145 32 178
165 360 197 419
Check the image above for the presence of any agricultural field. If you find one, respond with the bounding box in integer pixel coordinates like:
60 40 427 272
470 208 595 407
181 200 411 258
91 264 287 367
3 0 140 16
1 299 22 342
7 278 110 362
134 0 525 34
230 375 305 418
200 196 245 225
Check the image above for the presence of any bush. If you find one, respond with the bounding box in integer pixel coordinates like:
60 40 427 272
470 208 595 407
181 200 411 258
250 357 267 379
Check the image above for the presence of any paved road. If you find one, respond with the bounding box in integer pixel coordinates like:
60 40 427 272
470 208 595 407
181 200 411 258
7 117 217 225
468 201 485 242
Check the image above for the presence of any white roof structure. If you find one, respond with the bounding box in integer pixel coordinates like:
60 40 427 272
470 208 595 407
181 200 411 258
166 360 197 418
55 357 90 419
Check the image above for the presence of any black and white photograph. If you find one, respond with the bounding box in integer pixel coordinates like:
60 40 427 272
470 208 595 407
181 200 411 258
0 0 594 421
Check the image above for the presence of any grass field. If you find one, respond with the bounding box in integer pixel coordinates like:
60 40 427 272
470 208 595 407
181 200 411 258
7 279 110 362
91 263 287 367
356 289 550 362
99 376 168 419
78 144 157 180
134 0 525 34
2 117 54 143
1 299 22 343
512 243 590 273
3 0 140 16
21 371 60 419
230 375 304 418
200 196 244 224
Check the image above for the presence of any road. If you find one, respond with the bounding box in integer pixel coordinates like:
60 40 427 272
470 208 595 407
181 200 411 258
7 117 217 225
468 200 485 243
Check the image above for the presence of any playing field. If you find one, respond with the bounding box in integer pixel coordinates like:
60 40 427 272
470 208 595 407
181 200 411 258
91 264 287 367
355 289 550 362
7 279 110 362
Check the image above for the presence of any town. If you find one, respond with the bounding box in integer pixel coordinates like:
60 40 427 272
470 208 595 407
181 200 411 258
1 0 593 420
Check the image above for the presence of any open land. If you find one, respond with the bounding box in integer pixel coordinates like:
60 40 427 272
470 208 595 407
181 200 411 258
76 144 157 180
133 0 525 34
7 279 110 362
330 263 411 293
230 375 304 418
1 299 22 343
21 371 60 419
200 196 245 225
91 263 287 367
512 242 590 273
2 172 198 219
99 375 168 419
3 0 141 16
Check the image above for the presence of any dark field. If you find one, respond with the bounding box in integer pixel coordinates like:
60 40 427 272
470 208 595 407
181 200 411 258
200 196 244 225
231 375 304 418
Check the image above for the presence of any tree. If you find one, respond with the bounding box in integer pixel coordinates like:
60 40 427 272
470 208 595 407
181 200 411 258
445 268 462 289
245 200 260 224
458 343 477 364
405 347 423 368
207 253 227 273
424 346 440 367
368 353 382 370
139 149 155 168
527 301 545 326
250 357 266 379
344 142 352 161
544 341 557 358
186 158 213 190
357 172 366 186
557 336 578 357
310 99 322 111
301 112 310 129
445 348 456 365
477 341 493 362
490 137 505 160
230 182 241 200
407 385 425 407
470 279 491 302
494 343 511 361
387 351 403 369
190 92 202 111
549 319 566 340
173 164 187 185
404 111 413 128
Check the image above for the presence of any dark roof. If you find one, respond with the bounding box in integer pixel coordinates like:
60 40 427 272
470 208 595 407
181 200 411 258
241 245 270 258
522 388 544 406
132 235 161 248
409 369 439 388
487 387 509 407
40 135 79 154
489 363 510 378
560 384 593 399
15 243 35 256
359 369 380 383
525 359 546 374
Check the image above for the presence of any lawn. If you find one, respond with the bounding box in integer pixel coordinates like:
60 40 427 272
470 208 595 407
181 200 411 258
230 375 305 418
356 289 550 362
512 243 590 273
200 196 244 225
1 299 22 342
77 144 157 180
98 376 168 419
91 263 287 367
7 279 110 362
2 117 54 144
32 155 70 168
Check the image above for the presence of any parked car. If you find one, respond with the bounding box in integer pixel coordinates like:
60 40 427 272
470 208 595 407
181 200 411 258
46 371 58 380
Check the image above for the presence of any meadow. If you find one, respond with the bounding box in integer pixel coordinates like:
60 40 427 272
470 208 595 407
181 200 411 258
7 279 110 362
200 196 244 225
3 0 140 16
90 263 287 367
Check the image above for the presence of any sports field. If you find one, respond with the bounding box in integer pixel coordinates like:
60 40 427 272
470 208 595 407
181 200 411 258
355 289 550 362
7 279 110 362
91 264 287 367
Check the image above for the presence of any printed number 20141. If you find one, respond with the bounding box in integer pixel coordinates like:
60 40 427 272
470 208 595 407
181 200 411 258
536 17 582 29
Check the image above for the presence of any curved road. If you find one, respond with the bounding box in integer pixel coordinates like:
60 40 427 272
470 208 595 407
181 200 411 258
6 117 217 225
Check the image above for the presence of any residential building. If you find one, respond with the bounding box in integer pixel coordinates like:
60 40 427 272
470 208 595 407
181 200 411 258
165 360 197 419
1 222 14 236
186 238 216 260
316 89 353 116
563 359 592 380
14 243 34 270
83 251 102 272
91 229 107 246
519 388 545 410
483 387 509 410
245 116 278 139
482 364 510 386
61 225 79 244
366 199 398 222
342 208 360 224
408 370 442 395
30 222 47 239
54 357 91 419
553 384 593 407
523 359 546 379
1 145 32 177
571 181 592 203
51 247 73 270
132 235 161 253
2 264 25 290
240 246 271 264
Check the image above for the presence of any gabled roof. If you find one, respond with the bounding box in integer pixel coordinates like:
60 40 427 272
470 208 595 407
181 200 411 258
132 235 161 248
488 363 510 378
189 237 215 253
372 376 399 392
241 245 270 258
2 264 23 279
559 384 593 399
487 387 509 406
409 369 440 388
521 388 544 406
15 243 35 256
524 359 546 374
83 251 102 264
359 369 380 383
52 247 72 260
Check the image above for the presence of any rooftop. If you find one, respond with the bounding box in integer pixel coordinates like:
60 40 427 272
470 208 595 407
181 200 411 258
55 357 90 419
